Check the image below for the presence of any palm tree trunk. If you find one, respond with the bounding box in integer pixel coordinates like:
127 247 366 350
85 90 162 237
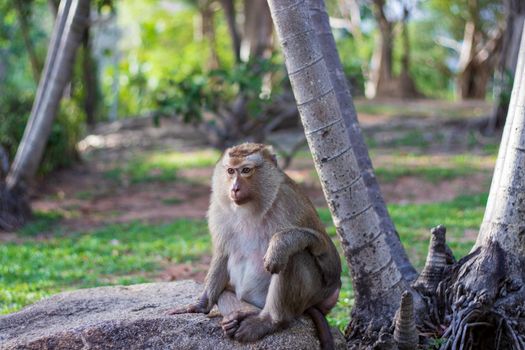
1 0 90 231
267 0 413 340
306 0 417 282
477 22 525 254
432 22 525 349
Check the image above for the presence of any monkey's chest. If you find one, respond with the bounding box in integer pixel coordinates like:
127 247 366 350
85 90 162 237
227 251 271 308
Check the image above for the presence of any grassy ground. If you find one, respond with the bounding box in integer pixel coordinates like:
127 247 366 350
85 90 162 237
0 100 499 332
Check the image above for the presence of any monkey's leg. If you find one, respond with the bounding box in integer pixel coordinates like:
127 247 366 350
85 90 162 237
233 252 329 343
218 290 261 337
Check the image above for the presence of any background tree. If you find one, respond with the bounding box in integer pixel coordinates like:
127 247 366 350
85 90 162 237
0 0 90 231
431 0 504 100
366 0 421 98
488 0 525 132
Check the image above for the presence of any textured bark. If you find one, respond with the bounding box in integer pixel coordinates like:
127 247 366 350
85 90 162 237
0 0 90 231
306 0 417 282
267 0 412 342
477 22 525 255
423 22 525 350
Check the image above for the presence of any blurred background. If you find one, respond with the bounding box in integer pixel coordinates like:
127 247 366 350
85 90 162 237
0 0 520 330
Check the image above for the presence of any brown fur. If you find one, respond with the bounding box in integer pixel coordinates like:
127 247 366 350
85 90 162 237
168 143 341 349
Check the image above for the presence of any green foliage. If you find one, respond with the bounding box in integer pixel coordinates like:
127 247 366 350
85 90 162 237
101 3 236 118
0 89 85 175
0 0 86 174
154 57 280 123
403 20 453 98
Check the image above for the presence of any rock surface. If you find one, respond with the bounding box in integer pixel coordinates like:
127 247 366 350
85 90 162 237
0 280 346 349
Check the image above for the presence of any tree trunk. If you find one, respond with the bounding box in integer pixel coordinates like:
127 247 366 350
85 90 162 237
82 11 98 127
456 0 502 100
398 5 420 99
13 0 41 84
200 3 220 70
242 0 273 61
0 0 90 231
267 0 416 343
306 0 417 282
219 0 241 63
367 0 393 99
488 0 525 132
428 22 525 350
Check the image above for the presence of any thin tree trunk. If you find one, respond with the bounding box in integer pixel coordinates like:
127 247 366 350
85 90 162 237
488 0 525 132
398 5 420 98
200 4 220 70
219 0 241 63
367 0 393 98
82 11 97 127
1 0 90 231
242 0 273 61
13 0 41 83
267 0 414 341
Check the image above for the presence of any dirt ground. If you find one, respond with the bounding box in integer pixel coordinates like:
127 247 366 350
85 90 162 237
30 99 497 233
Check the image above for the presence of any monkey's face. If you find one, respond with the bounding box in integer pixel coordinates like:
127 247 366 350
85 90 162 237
224 162 257 205
216 143 278 207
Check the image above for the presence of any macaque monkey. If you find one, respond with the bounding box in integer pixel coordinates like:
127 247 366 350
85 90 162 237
168 143 341 349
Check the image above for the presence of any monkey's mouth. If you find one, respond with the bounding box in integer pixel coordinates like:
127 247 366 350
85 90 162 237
230 192 250 205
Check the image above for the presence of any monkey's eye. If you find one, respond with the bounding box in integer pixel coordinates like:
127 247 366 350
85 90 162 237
227 168 235 175
241 167 251 174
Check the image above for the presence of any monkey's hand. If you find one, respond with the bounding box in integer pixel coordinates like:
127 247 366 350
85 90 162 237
167 293 212 315
263 247 289 274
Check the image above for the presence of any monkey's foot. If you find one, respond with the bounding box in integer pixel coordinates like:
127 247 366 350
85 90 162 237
220 310 259 338
166 302 208 315
232 314 280 343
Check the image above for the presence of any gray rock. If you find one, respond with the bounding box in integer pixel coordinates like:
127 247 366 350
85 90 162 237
0 280 346 349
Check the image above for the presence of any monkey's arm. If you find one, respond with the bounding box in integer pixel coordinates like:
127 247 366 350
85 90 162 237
168 252 229 314
263 228 328 274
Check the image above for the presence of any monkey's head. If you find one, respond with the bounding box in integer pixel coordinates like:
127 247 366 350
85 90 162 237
213 143 281 207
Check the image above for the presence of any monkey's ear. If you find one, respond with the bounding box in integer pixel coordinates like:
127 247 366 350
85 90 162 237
264 145 278 166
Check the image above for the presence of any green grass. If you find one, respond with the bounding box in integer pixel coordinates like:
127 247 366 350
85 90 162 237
17 211 64 236
376 165 475 183
105 149 220 183
374 153 494 183
0 220 209 315
2 193 486 331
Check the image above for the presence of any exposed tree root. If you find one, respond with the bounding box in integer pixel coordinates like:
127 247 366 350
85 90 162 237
345 226 525 350
0 182 31 231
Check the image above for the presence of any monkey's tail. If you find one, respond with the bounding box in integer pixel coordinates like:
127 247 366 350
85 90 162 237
305 306 335 350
